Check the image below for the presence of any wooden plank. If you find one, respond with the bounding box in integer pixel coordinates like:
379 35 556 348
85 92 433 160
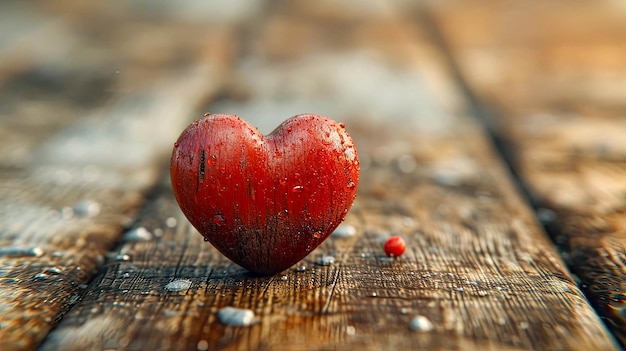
40 3 617 350
428 0 626 345
0 74 220 351
0 4 234 351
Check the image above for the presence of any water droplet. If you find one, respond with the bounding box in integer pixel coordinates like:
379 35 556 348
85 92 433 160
212 214 225 226
296 264 307 272
220 166 226 174
217 307 259 326
281 275 288 281
203 237 210 242
166 279 193 292
346 325 356 336
279 177 287 186
291 185 304 193
332 224 356 238
400 308 409 315
34 273 48 279
46 267 62 275
123 227 154 242
197 340 209 351
163 310 180 317
453 287 464 292
174 142 180 148
203 112 211 117
346 181 355 189
316 255 334 266
410 316 434 332
73 200 101 217
313 231 322 239
165 217 178 228
339 123 345 128
207 155 217 166
115 254 131 262
0 247 44 258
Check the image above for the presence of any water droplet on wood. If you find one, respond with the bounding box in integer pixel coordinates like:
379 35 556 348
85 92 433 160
166 279 193 292
331 224 356 238
46 267 62 275
73 200 101 217
165 217 177 228
217 307 259 326
197 340 209 351
0 247 44 258
115 254 131 262
316 255 334 266
410 316 434 332
123 227 153 242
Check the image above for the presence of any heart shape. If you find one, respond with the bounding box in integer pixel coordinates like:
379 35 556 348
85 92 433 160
170 114 359 274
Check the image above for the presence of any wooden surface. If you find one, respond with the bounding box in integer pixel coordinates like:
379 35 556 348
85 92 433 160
429 0 626 346
0 1 622 350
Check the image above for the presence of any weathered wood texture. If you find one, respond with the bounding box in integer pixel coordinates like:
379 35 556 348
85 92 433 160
0 3 231 350
38 2 617 350
429 0 626 345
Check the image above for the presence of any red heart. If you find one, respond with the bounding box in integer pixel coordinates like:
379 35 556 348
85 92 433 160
170 114 359 274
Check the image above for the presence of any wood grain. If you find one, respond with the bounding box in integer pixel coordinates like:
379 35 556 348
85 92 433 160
429 0 626 346
0 3 232 350
39 3 617 350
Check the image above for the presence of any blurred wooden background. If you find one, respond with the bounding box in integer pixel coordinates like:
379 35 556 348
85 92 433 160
1 1 625 350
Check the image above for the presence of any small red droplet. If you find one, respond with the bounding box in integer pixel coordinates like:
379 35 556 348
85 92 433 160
313 231 322 239
384 236 406 258
207 155 217 166
174 142 179 148
339 123 345 128
291 185 304 193
212 214 225 226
